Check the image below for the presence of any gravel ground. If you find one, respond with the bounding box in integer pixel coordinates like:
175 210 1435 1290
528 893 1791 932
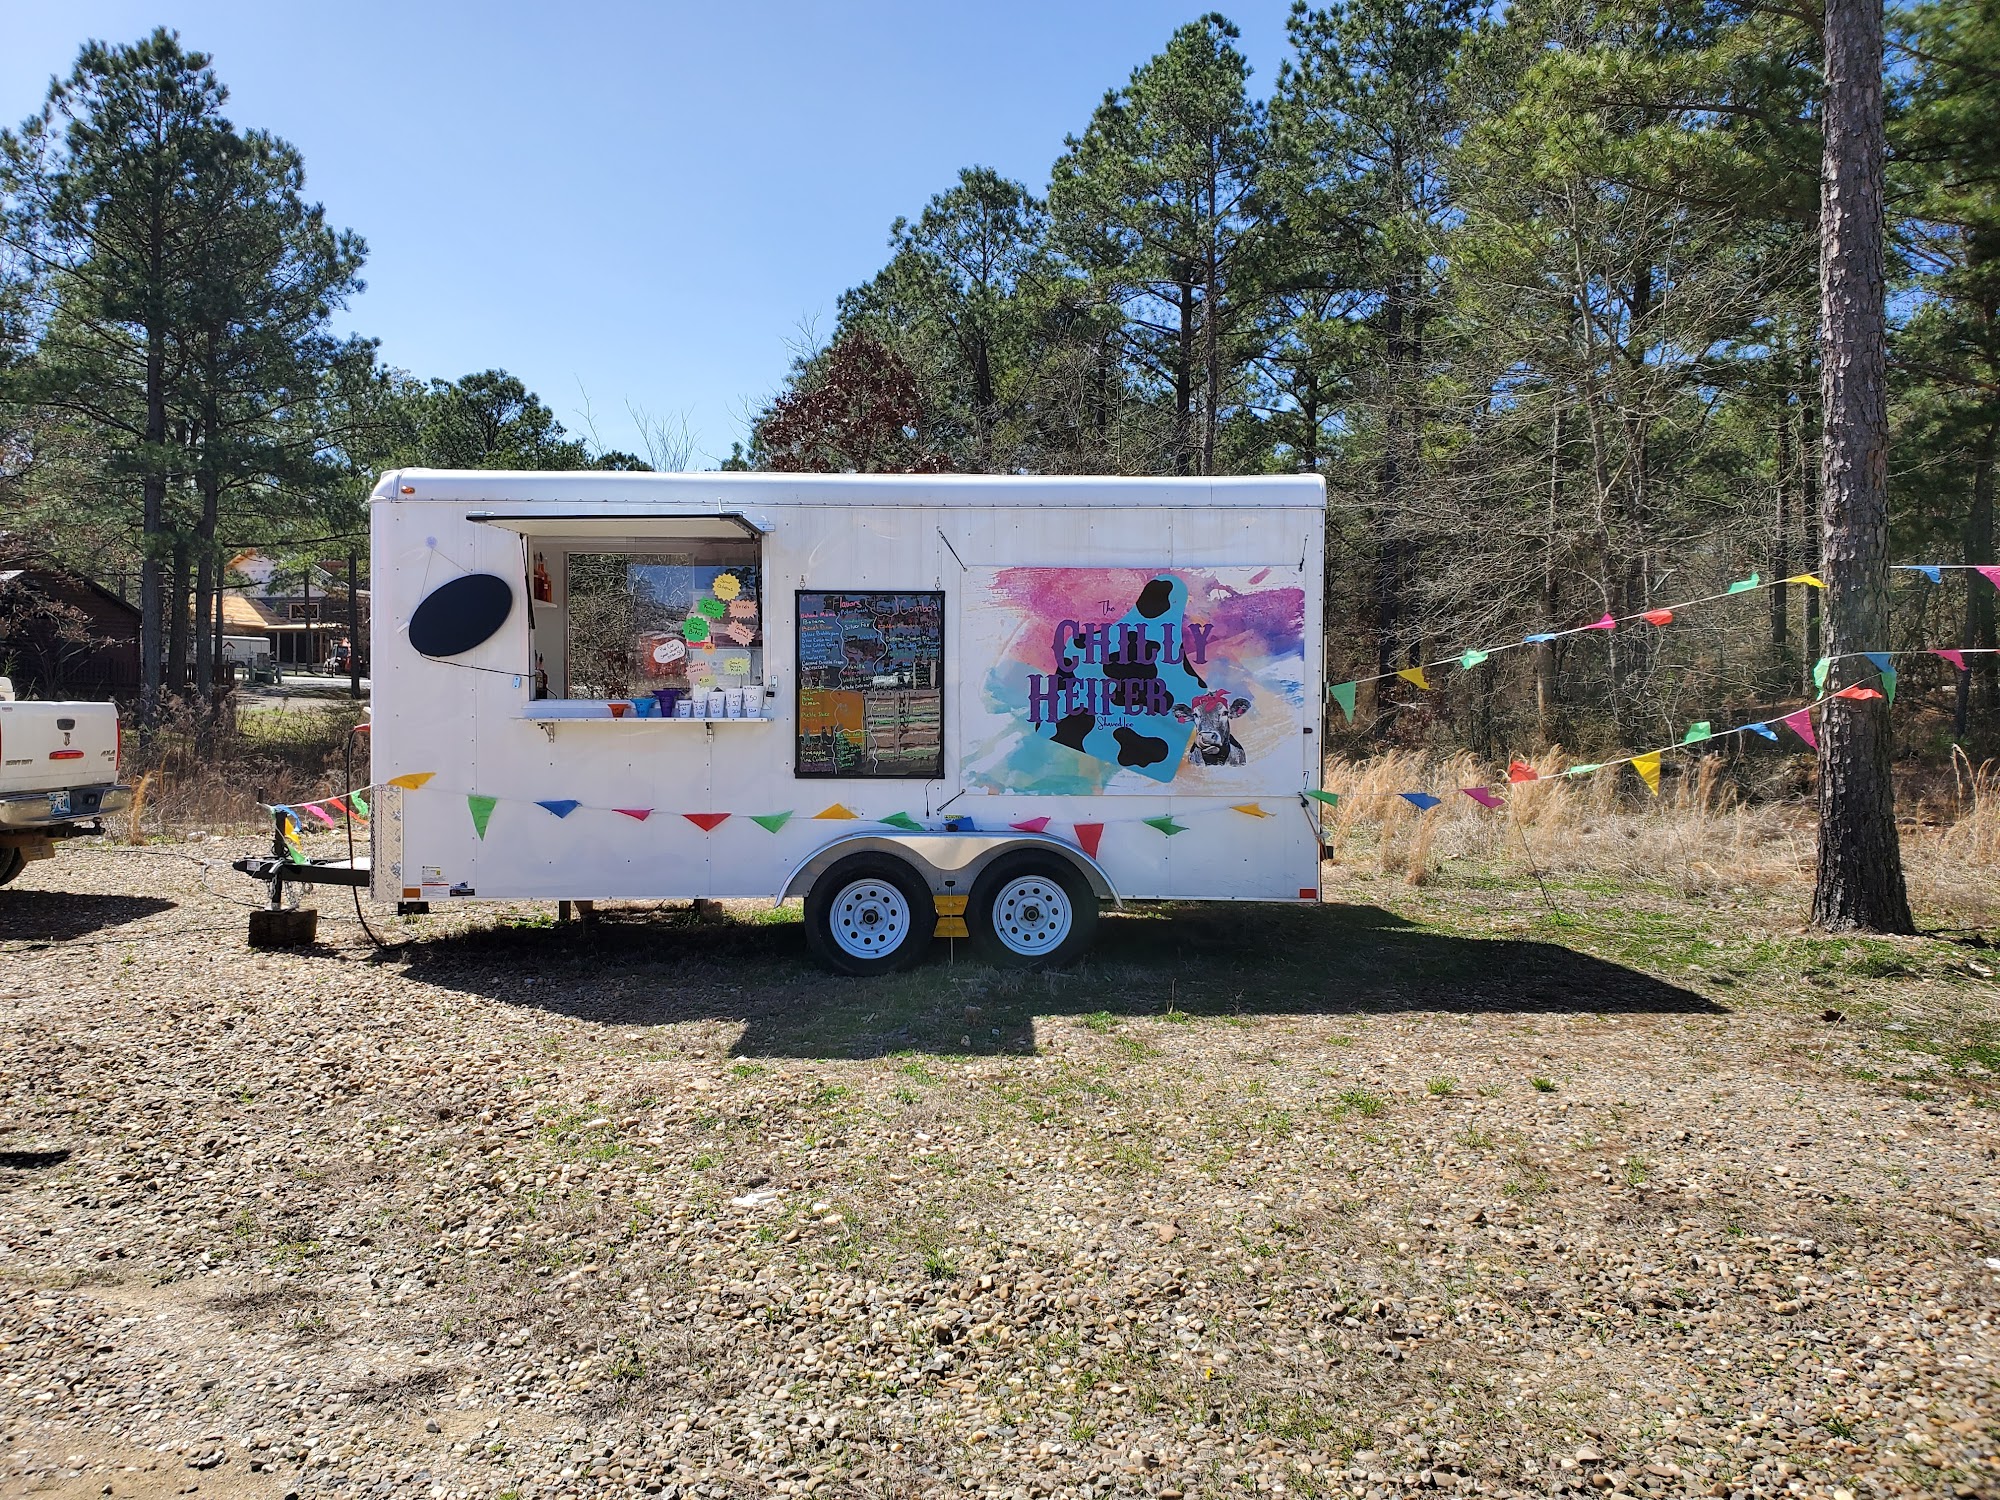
1 838 1996 1500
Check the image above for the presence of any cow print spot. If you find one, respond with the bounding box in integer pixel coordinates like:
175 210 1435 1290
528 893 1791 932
408 573 514 657
1112 727 1170 768
1051 711 1095 752
1135 578 1174 619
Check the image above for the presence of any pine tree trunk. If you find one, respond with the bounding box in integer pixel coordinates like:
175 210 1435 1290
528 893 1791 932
167 537 190 690
1962 420 1997 730
1813 0 1913 933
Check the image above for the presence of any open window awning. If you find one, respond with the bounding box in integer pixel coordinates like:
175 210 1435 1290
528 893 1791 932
466 510 768 540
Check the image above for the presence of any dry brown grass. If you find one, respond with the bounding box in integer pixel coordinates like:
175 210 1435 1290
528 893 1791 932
1321 747 2000 922
120 693 366 838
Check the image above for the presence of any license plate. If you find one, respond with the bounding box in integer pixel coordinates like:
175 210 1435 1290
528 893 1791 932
47 791 69 817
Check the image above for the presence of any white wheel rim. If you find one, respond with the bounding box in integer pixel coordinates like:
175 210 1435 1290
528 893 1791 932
829 879 913 961
991 876 1072 957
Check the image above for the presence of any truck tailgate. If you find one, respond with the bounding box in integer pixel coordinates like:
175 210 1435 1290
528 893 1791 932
0 700 120 795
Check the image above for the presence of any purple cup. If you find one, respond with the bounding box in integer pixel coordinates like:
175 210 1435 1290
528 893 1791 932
653 688 682 717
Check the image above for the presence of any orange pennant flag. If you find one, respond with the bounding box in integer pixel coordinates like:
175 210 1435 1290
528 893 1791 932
814 804 858 820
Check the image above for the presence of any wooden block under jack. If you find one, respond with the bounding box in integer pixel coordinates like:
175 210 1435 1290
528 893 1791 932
248 907 317 947
691 898 724 918
558 900 598 925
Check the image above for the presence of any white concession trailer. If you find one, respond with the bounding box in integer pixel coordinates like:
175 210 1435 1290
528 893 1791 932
362 470 1327 972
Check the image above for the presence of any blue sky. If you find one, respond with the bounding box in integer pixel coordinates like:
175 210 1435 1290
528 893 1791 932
5 2 1297 467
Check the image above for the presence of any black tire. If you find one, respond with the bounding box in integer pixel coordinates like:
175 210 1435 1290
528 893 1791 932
967 852 1098 970
0 846 23 886
803 854 934 976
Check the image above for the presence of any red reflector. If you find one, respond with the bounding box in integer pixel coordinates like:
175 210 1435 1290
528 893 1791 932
1298 887 1317 900
50 749 84 759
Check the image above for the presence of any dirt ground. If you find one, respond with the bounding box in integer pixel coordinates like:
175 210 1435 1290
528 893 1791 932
1 838 1995 1500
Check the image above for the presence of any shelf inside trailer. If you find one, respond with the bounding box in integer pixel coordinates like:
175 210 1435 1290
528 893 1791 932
516 704 775 724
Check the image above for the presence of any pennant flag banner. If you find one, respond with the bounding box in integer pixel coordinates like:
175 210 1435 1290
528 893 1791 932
325 797 351 817
1585 613 1617 631
1400 792 1442 810
1010 816 1051 833
1781 709 1818 748
1231 803 1271 818
1979 566 2000 591
878 811 924 831
1524 632 1558 644
1073 822 1105 859
389 772 435 790
1459 648 1490 670
467 795 498 839
815 804 857 820
1565 762 1605 776
537 799 580 819
1914 565 1943 584
1727 573 1761 594
1143 815 1187 836
683 812 730 832
1303 789 1339 807
1642 609 1674 626
1813 657 1832 689
1745 722 1778 741
616 808 653 821
350 792 369 817
1936 649 1967 671
1834 684 1883 701
1682 722 1712 745
301 803 337 827
1462 787 1503 809
1507 760 1539 783
750 811 794 833
1632 752 1662 796
1785 574 1826 589
1396 665 1432 691
1329 680 1357 723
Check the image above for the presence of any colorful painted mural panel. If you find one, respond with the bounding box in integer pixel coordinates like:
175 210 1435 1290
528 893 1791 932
960 566 1308 795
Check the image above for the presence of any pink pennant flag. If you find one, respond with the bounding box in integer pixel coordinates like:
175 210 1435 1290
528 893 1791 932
1935 649 1967 671
1977 566 2000 592
301 804 337 827
615 808 653 821
1585 613 1617 631
1780 708 1817 748
1010 817 1050 833
1462 787 1503 809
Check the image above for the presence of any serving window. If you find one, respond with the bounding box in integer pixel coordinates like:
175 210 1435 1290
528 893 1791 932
796 590 944 777
528 541 763 706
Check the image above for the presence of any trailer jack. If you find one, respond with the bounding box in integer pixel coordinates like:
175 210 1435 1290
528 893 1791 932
232 796 371 947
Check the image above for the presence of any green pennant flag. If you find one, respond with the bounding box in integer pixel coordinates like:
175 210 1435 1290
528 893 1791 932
1564 762 1605 776
1328 680 1356 723
1881 667 1897 705
750 811 793 833
879 811 923 831
285 842 307 865
1726 572 1761 594
350 791 369 817
1303 789 1339 806
1682 721 1712 745
1813 656 1832 689
1459 648 1490 670
467 794 498 840
1143 815 1187 836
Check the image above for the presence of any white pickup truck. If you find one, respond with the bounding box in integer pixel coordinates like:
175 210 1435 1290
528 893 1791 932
0 677 131 884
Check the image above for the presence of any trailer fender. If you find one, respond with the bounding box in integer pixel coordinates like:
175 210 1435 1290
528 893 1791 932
778 831 1119 908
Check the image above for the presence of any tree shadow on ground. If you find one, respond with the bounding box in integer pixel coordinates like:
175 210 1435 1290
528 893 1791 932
397 901 1726 1060
0 890 176 944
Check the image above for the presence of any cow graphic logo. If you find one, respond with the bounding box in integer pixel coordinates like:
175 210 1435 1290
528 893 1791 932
962 566 1306 795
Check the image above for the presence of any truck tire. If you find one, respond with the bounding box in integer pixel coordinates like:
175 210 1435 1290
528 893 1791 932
966 852 1098 969
0 847 23 886
804 854 933 976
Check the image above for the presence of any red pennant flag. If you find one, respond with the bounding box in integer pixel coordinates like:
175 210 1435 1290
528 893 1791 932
1585 613 1616 631
1072 822 1104 859
1833 684 1883 701
326 797 350 816
1781 708 1818 747
615 808 653 821
1641 608 1674 626
1935 649 1967 671
1462 787 1503 809
1010 817 1050 833
1507 760 1539 783
683 812 730 831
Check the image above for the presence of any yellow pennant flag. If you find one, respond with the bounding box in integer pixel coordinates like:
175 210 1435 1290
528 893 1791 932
1784 574 1826 589
1230 803 1271 818
1395 665 1432 691
814 803 858 820
387 772 435 790
1631 751 1662 796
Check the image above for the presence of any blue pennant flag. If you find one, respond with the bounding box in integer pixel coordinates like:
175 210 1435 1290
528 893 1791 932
1524 632 1558 644
536 799 581 819
1863 651 1893 673
1744 722 1778 741
1399 791 1442 810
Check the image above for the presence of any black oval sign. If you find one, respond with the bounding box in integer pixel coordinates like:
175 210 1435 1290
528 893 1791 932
408 572 514 658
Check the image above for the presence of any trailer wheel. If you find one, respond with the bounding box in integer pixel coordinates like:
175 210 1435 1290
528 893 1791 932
0 846 24 886
967 853 1098 969
804 855 932 976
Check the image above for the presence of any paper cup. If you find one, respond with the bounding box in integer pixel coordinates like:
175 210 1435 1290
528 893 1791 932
674 699 693 719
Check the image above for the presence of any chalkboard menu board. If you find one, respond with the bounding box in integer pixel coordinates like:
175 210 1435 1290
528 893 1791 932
795 591 945 778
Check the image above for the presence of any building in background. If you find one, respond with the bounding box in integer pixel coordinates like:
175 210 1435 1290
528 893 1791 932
222 551 369 670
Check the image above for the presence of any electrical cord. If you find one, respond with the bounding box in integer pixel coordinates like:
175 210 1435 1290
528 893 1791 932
344 724 407 953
